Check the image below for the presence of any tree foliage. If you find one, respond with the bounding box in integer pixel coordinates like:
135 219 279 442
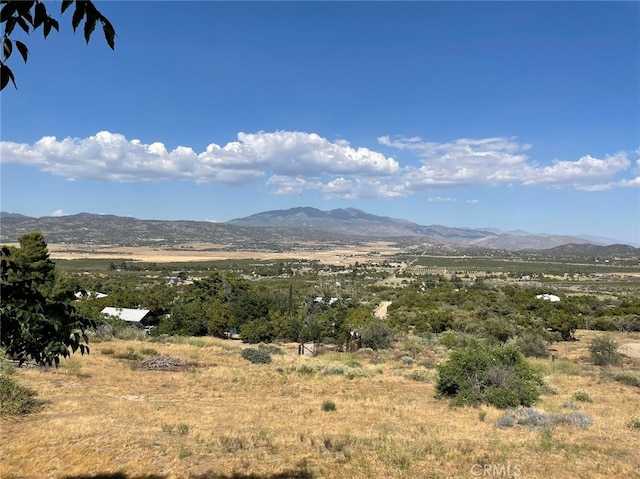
1 0 115 90
0 235 94 366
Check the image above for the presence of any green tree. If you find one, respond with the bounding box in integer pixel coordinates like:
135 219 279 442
1 243 93 366
1 0 115 90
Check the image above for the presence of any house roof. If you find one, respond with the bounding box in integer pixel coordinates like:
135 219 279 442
75 291 108 299
101 307 150 323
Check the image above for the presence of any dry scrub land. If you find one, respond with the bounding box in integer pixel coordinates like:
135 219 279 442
2 331 639 479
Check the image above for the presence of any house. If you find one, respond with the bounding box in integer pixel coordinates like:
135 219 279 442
101 307 151 325
75 291 108 299
536 293 560 302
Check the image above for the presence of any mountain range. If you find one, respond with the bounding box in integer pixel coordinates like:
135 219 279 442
1 207 637 253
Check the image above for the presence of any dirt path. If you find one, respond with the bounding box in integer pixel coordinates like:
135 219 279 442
620 342 640 359
374 301 392 319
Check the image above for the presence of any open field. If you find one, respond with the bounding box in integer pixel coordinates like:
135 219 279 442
2 331 639 479
38 242 405 265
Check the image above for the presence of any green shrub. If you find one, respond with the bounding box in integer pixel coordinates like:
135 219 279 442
409 369 431 382
115 348 144 361
241 348 272 364
613 371 640 388
510 333 550 358
359 321 393 350
0 376 41 416
588 335 621 366
572 389 593 403
436 343 542 408
321 400 337 412
628 415 640 430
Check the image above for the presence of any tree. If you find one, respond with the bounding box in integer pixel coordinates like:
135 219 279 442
1 0 115 90
1 238 94 367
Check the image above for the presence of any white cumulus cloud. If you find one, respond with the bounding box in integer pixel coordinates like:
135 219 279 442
1 131 637 200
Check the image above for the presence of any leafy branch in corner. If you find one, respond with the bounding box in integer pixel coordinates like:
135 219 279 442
1 0 115 90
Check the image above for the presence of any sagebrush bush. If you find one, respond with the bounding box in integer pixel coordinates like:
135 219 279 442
588 335 621 366
0 376 40 416
436 343 542 408
241 348 272 364
495 407 593 430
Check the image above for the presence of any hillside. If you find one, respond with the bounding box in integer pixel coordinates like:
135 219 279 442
2 208 633 253
229 207 603 250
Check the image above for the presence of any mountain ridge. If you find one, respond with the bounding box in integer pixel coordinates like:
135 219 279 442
1 208 636 253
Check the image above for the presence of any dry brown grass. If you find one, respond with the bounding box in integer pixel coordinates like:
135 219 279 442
41 241 403 265
1 332 639 479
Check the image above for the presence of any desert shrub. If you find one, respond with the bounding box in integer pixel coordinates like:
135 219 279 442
436 343 542 408
321 400 337 412
510 333 550 358
572 389 593 403
409 369 430 382
613 371 640 388
588 335 621 366
359 321 393 350
241 348 272 364
495 415 515 428
568 411 594 429
495 407 593 430
295 362 319 375
0 376 40 416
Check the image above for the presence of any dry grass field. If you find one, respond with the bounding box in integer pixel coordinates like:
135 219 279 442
1 331 639 479
41 242 404 265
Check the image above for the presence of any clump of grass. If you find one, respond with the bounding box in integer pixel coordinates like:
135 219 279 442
161 424 175 434
628 415 640 430
140 347 158 356
572 389 593 403
257 343 284 355
100 347 115 355
177 423 189 435
115 348 144 361
241 348 272 364
409 369 430 382
178 444 192 459
322 400 337 412
0 376 41 416
60 357 83 376
613 371 640 388
478 410 487 422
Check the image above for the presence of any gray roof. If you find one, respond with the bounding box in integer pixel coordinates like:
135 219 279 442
101 307 150 323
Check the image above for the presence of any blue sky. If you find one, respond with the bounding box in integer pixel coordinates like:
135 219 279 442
1 1 639 244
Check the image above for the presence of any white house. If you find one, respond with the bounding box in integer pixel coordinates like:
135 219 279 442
101 307 150 324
